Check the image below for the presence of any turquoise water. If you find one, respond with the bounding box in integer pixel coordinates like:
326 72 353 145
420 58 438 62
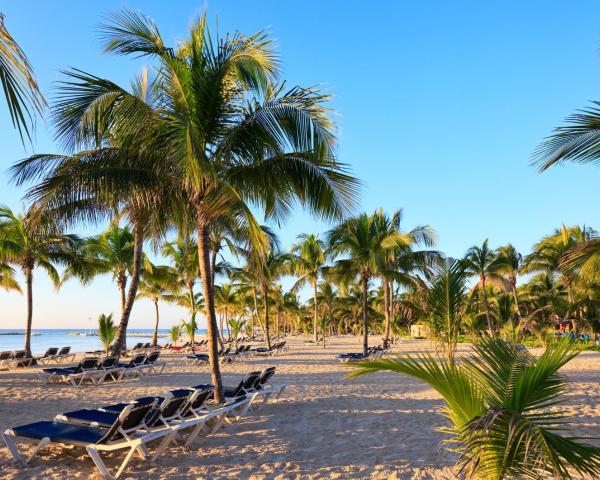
0 329 208 354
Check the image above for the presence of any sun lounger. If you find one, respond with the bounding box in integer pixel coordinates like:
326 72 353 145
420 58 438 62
1 400 172 479
54 346 75 364
116 353 147 378
0 350 35 370
185 353 209 365
337 347 384 363
34 348 59 365
38 357 123 386
250 366 286 404
136 351 166 375
220 371 262 399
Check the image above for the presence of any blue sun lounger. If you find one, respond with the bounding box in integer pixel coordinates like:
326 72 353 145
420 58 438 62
1 400 174 480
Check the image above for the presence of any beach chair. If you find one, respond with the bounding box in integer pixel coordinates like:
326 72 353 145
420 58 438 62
136 351 166 375
221 371 262 400
1 400 172 480
251 367 286 404
38 357 100 386
0 350 35 370
116 353 147 378
34 348 59 365
95 356 125 384
185 353 209 365
55 346 75 364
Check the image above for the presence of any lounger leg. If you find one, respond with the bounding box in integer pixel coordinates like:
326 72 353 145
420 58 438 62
1 431 24 464
87 446 115 480
184 420 209 447
25 437 50 464
208 413 228 433
151 431 175 462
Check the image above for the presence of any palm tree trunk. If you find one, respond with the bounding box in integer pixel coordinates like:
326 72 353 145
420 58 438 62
383 278 391 348
23 266 33 357
362 274 369 355
276 308 280 338
262 284 271 349
252 287 266 339
313 280 318 343
117 272 127 312
112 224 143 355
481 276 494 337
186 281 198 350
196 216 224 403
512 280 522 324
152 298 159 347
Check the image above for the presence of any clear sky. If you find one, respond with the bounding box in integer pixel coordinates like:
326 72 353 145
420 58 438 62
1 1 600 329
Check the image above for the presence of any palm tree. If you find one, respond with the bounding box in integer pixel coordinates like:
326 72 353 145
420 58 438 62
71 223 135 311
327 212 410 354
372 209 438 347
495 244 523 323
0 205 79 356
244 248 289 349
170 290 204 349
426 258 469 363
214 282 238 342
228 317 246 349
136 265 178 346
463 239 506 336
0 12 45 143
350 338 600 479
290 234 327 342
20 10 358 402
168 325 181 345
10 69 173 356
163 235 201 332
97 313 116 353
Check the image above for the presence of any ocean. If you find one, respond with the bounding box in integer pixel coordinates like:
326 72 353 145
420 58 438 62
0 329 208 354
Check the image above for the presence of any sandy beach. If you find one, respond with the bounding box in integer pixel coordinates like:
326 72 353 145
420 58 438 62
1 336 599 479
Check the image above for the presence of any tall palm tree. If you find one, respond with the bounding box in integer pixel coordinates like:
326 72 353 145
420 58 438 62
69 222 135 310
0 205 78 356
163 235 200 334
18 10 358 401
10 68 174 356
495 244 523 323
290 233 327 342
243 248 289 349
327 212 411 354
0 12 45 143
214 282 238 342
136 264 178 346
372 209 438 347
463 239 506 336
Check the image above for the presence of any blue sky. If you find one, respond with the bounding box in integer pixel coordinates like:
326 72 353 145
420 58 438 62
1 1 600 329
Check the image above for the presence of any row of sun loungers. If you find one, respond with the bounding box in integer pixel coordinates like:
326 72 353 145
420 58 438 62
254 341 288 356
337 345 386 363
2 367 286 479
38 352 166 387
0 346 75 370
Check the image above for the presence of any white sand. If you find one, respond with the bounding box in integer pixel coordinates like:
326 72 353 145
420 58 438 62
0 336 599 479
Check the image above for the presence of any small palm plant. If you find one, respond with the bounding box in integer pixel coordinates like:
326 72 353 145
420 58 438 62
169 325 181 345
181 316 198 349
317 315 331 348
350 338 600 479
228 317 246 350
98 313 116 354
